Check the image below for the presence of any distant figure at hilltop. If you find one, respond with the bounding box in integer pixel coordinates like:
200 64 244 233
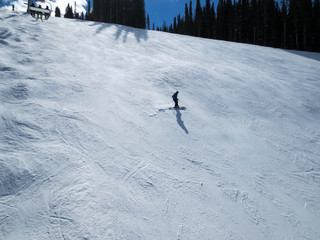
12 4 14 11
172 91 179 108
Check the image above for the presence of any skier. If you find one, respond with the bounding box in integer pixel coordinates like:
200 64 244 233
12 4 14 11
45 6 50 20
30 3 36 18
36 5 43 22
172 91 179 108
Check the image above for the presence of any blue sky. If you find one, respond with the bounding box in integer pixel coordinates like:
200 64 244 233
146 0 214 28
1 0 217 28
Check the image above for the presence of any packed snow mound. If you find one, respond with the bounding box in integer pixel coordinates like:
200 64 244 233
1 9 320 240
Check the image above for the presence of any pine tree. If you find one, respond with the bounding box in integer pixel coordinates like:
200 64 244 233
195 0 203 37
251 0 258 44
177 14 183 34
86 0 92 20
211 2 216 38
161 21 167 32
184 3 190 34
216 0 225 40
147 14 150 30
55 6 61 17
136 0 146 29
173 17 177 33
189 0 194 35
312 0 320 51
74 11 80 20
155 0 318 52
225 0 234 41
280 0 288 48
289 0 301 49
287 0 314 50
64 4 74 19
302 0 313 51
204 0 213 38
92 0 146 29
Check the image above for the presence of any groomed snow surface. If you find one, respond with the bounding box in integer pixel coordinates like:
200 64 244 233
1 10 320 240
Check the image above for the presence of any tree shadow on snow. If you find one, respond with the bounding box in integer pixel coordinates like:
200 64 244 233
115 24 148 43
283 49 320 62
175 108 189 134
89 21 148 43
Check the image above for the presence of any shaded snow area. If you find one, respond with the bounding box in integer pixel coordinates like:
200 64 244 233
1 10 320 240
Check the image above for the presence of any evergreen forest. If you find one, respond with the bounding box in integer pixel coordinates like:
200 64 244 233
90 0 146 29
161 0 320 52
56 0 319 52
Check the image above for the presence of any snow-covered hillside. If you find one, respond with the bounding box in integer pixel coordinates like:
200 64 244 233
1 10 320 240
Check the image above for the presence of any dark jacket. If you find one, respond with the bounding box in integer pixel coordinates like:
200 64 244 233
172 92 179 101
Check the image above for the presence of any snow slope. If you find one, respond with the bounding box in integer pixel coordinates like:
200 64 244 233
1 10 320 240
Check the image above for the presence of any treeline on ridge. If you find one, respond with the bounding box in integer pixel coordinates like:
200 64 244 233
160 0 320 52
90 0 146 29
57 0 146 29
55 0 319 52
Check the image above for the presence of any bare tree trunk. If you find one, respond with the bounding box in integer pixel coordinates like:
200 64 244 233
295 32 299 50
264 4 267 46
303 24 307 51
283 21 287 49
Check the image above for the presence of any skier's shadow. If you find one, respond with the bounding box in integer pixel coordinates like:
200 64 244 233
175 108 189 134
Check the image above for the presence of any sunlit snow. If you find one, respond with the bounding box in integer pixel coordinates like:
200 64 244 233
1 9 320 240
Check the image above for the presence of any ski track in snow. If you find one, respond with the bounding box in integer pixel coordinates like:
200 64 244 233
0 9 320 240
